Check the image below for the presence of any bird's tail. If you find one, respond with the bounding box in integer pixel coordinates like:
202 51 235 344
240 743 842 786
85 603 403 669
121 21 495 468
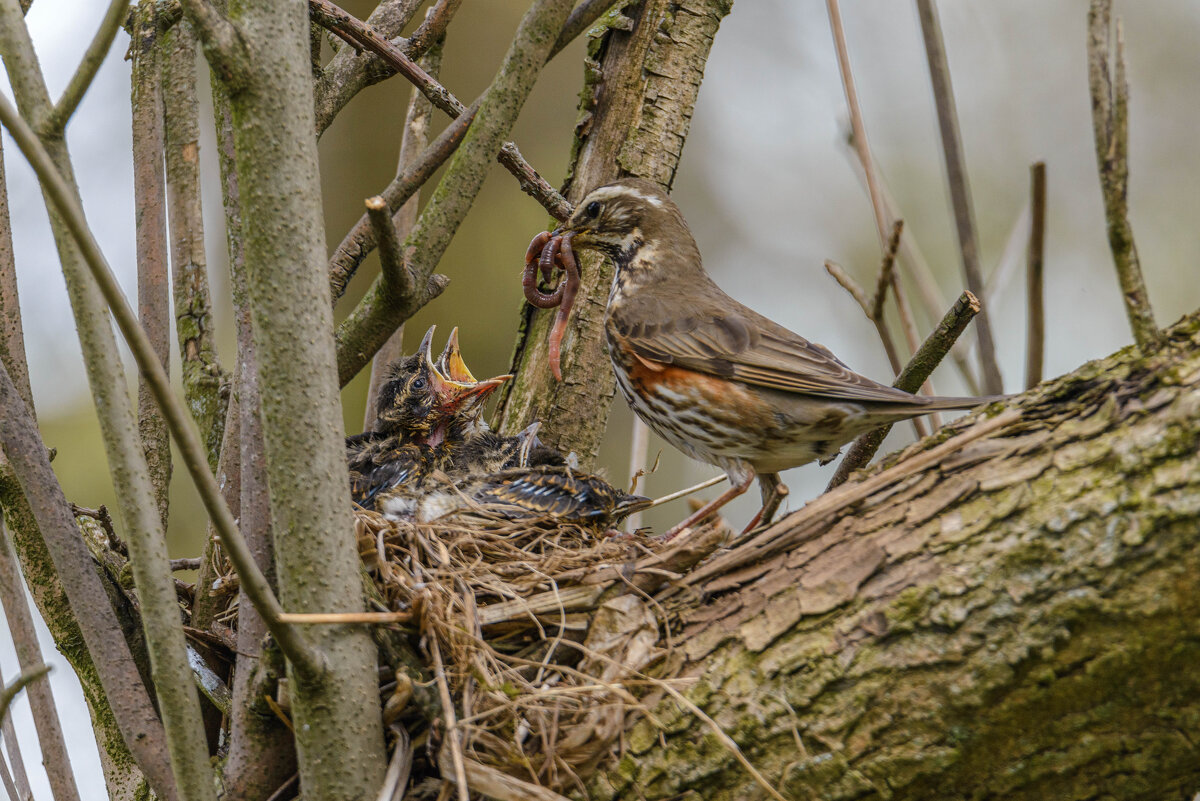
910 393 1007 412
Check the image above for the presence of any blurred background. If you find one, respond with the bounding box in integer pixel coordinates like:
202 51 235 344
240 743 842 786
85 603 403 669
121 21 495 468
3 0 1199 795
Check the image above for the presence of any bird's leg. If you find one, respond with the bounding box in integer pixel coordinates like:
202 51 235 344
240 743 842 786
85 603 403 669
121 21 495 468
743 472 788 534
659 469 755 543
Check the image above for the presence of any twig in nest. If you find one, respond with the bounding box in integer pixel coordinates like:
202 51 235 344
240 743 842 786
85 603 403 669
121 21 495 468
428 633 468 801
827 291 983 489
376 724 413 801
1087 0 1158 351
645 474 728 510
276 611 413 625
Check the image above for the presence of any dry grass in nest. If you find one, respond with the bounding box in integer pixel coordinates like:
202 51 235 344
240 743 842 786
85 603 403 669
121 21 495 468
354 507 684 795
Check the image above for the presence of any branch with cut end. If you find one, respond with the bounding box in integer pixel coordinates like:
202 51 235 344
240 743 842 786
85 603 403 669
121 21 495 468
309 0 571 220
827 290 982 489
1087 0 1158 352
365 196 414 301
327 99 476 303
1026 161 1046 389
915 0 1003 394
0 91 325 681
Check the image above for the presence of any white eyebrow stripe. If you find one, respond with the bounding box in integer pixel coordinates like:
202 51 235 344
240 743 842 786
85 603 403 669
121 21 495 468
589 185 665 208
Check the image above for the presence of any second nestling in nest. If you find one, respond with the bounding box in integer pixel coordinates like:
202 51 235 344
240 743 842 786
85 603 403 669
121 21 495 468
347 325 650 533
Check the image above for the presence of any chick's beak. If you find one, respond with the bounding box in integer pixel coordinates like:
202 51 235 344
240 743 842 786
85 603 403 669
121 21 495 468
435 326 476 384
432 373 512 415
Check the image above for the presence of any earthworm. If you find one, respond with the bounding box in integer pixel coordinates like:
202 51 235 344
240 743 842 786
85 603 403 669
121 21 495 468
547 232 577 381
521 230 580 380
523 230 563 309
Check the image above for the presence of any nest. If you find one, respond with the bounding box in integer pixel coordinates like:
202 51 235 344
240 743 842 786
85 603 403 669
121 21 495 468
354 507 679 795
192 503 728 799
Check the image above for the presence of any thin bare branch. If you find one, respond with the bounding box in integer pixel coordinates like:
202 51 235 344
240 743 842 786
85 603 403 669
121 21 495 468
839 140 982 395
1026 162 1046 389
0 665 50 725
0 748 20 801
0 523 82 801
327 100 475 303
0 139 31 412
552 0 615 57
915 0 1003 394
0 90 325 680
870 221 929 435
42 0 128 133
1087 0 1158 351
309 0 571 220
826 3 932 428
405 0 461 57
826 0 888 243
823 259 871 317
131 0 173 527
625 418 650 531
827 291 982 488
870 220 904 320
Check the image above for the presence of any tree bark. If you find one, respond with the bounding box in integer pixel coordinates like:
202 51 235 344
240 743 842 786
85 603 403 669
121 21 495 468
218 0 387 796
496 0 733 465
593 310 1200 800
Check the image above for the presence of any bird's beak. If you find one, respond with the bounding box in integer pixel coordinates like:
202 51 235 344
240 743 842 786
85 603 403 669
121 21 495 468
435 326 476 383
417 324 438 368
433 373 512 415
423 325 511 413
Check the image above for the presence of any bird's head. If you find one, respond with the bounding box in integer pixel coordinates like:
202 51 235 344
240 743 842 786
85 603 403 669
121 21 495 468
555 178 697 271
373 326 510 445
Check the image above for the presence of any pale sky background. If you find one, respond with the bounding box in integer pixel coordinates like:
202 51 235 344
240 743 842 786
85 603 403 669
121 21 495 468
2 0 1199 797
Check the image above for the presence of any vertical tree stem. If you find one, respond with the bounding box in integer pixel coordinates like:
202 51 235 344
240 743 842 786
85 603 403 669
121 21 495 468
1086 0 1158 351
219 0 386 794
132 0 174 527
915 0 1004 394
1026 162 1046 389
162 18 228 469
0 524 81 801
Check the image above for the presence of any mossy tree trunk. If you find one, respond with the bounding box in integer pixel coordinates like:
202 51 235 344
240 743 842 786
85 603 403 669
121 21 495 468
497 0 733 465
593 311 1200 800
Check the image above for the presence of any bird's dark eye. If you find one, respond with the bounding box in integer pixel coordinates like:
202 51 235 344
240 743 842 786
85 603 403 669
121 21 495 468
412 376 427 391
585 201 601 218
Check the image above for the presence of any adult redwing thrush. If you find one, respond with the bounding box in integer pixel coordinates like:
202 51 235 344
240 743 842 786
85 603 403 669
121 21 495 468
348 326 509 510
551 178 998 539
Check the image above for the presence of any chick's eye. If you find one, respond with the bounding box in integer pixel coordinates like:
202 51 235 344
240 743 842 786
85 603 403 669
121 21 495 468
585 201 601 218
412 376 427 391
